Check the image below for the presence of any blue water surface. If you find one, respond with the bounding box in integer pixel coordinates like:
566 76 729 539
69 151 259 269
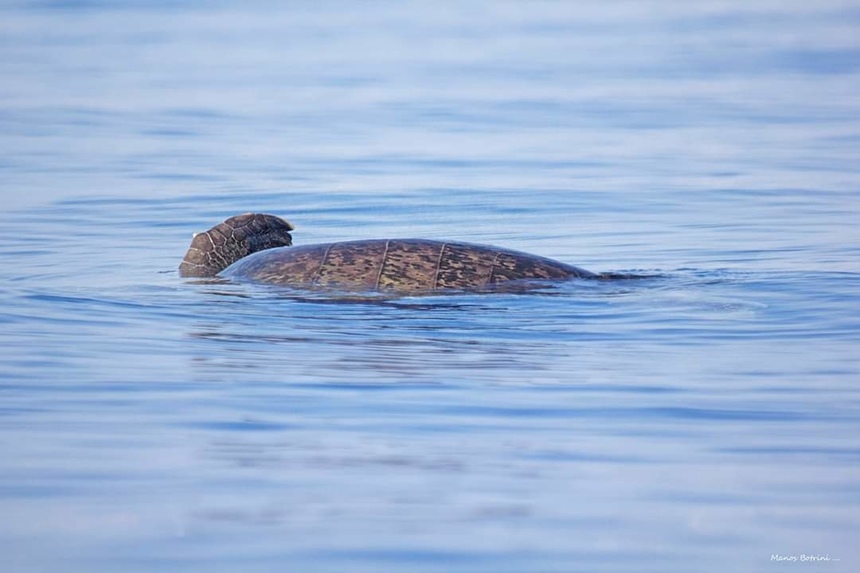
1 1 859 572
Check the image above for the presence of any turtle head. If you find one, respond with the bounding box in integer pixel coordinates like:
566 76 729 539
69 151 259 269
179 213 294 277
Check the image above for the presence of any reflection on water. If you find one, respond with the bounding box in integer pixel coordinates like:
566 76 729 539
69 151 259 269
2 194 859 569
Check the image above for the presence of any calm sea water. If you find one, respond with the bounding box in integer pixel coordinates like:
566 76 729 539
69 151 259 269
2 1 859 572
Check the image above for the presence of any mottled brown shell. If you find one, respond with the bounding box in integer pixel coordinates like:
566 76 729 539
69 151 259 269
220 239 595 293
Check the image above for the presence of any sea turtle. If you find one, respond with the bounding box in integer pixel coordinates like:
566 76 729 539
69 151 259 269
180 213 621 293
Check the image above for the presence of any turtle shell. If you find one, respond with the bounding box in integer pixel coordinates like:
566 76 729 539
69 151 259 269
220 239 595 293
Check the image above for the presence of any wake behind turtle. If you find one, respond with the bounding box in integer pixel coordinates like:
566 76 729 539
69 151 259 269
180 213 640 293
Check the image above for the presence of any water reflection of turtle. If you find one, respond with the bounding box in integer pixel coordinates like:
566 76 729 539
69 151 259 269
180 213 633 293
